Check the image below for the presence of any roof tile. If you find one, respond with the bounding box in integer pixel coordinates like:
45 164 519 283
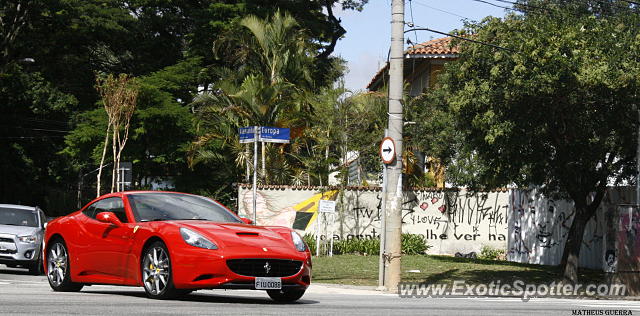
366 37 459 90
406 37 459 55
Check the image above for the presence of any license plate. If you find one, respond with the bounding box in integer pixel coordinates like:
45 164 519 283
255 277 281 290
0 242 15 251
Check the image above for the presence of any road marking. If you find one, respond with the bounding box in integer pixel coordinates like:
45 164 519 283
0 279 47 285
578 303 640 310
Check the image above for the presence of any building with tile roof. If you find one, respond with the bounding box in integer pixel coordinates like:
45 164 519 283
367 37 458 97
367 37 460 187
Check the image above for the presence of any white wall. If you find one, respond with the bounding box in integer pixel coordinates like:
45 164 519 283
506 187 635 270
238 185 635 270
238 186 510 255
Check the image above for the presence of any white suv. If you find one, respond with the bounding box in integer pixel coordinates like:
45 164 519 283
0 204 46 274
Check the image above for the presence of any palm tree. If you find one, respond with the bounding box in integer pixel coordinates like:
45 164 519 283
190 12 316 184
239 12 313 88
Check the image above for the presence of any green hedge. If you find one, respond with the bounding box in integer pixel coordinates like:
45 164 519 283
478 245 506 260
303 233 430 255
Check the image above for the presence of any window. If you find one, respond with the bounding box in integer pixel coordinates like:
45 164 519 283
128 193 240 223
82 197 128 223
0 207 38 227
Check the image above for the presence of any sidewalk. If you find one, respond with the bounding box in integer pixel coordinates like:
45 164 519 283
308 283 640 301
308 283 388 295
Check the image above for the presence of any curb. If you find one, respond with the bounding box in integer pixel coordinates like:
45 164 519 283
309 283 389 295
308 283 640 300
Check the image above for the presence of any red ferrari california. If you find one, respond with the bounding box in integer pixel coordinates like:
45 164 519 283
43 191 311 302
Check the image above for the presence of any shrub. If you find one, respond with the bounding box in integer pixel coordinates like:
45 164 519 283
478 245 506 260
333 237 380 255
401 233 431 255
302 233 430 256
303 234 317 254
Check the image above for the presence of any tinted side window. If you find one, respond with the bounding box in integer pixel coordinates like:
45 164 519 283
82 204 97 219
109 199 128 223
82 197 128 223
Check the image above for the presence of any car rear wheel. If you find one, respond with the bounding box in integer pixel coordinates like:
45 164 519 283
142 241 179 299
47 239 83 292
267 289 306 303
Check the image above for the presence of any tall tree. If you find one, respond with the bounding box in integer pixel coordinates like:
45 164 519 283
192 11 320 184
2 0 364 212
95 73 139 195
414 0 640 282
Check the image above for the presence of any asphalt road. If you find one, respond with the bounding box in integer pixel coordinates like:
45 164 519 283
0 265 638 315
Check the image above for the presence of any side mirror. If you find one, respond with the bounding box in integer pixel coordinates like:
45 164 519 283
240 217 253 225
43 222 48 229
96 212 123 227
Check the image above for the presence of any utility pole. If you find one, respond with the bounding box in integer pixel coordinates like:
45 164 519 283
378 130 389 290
384 0 404 293
253 127 258 225
637 108 639 207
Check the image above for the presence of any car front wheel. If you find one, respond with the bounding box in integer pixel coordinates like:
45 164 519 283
46 239 83 292
142 241 179 299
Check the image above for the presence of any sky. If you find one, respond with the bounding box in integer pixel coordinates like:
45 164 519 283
333 0 511 91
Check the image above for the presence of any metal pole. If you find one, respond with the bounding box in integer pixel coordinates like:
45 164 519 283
77 170 83 209
315 213 321 256
252 126 258 225
378 129 389 290
384 0 405 293
637 109 639 207
329 212 335 256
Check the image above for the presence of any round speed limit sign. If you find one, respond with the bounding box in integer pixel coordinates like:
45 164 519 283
379 137 396 164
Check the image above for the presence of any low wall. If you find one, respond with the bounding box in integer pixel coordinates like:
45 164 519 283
506 187 635 270
237 185 510 255
237 185 637 270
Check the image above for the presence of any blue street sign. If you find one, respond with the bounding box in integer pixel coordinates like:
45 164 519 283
239 126 257 143
258 126 290 143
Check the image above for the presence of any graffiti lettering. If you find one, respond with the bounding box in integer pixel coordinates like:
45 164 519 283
354 207 375 219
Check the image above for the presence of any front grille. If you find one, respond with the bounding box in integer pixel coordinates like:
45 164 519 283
0 237 13 243
226 259 302 277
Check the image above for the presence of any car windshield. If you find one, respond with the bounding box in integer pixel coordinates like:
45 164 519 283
0 207 38 227
127 193 241 223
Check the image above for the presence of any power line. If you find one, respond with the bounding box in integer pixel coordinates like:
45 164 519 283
405 27 515 52
594 0 640 12
491 0 554 14
19 117 70 126
0 125 69 133
469 0 513 10
620 0 640 6
0 136 66 139
468 0 560 16
408 0 419 45
413 1 472 20
472 0 638 17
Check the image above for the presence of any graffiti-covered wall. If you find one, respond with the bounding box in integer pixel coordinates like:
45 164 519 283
506 187 634 270
238 185 637 270
237 185 510 255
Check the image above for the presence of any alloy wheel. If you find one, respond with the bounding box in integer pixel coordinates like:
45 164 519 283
142 246 171 295
47 242 67 287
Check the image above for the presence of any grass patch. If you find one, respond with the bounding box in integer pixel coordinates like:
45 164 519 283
312 254 605 286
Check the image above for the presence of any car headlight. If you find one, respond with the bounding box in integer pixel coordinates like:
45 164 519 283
180 228 217 250
291 231 306 252
18 235 37 244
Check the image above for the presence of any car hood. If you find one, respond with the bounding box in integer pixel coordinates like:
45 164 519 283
175 221 292 249
0 224 40 236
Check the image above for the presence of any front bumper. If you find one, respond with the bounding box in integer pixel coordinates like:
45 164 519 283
0 233 40 266
169 245 312 290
